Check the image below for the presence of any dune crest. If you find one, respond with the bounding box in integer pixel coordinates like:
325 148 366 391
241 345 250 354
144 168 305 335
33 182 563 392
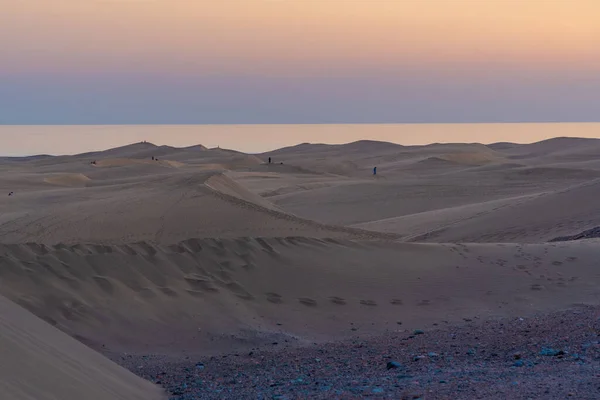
44 173 91 187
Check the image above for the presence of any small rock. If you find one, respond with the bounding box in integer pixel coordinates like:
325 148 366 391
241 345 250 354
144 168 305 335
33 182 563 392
428 352 439 358
195 362 205 370
413 329 425 335
372 387 384 394
513 360 525 367
540 347 565 356
387 361 402 370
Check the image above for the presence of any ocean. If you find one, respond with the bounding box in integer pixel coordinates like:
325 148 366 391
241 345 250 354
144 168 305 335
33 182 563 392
0 123 598 156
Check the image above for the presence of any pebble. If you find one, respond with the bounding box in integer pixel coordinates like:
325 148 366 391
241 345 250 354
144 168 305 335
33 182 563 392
540 347 565 356
386 361 402 370
414 330 425 335
120 306 600 399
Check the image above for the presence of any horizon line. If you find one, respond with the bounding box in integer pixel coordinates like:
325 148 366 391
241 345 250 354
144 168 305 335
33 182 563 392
2 121 600 127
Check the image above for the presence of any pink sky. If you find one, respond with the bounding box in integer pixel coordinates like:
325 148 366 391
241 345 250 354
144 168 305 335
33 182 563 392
1 0 599 124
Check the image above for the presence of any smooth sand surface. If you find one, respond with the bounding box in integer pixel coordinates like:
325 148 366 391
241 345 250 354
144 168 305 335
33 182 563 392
0 294 163 400
2 137 600 395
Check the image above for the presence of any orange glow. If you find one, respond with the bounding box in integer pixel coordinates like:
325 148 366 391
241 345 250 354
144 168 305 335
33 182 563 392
2 0 599 76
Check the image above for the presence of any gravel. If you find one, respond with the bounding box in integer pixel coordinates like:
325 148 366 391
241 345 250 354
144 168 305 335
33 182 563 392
117 305 600 399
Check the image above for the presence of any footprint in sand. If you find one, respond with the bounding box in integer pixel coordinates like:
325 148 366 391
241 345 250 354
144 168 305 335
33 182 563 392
359 299 377 307
329 296 347 305
566 256 578 262
222 281 254 300
552 261 563 266
390 299 403 305
242 263 256 270
168 244 187 254
186 289 205 298
266 292 283 304
298 297 318 307
418 300 431 306
158 287 179 297
138 287 157 299
59 276 81 290
184 276 220 293
93 276 115 294
530 284 544 291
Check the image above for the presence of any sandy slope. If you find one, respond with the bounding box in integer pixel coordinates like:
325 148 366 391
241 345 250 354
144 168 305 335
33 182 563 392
0 171 392 244
255 138 600 239
1 238 599 358
0 294 163 400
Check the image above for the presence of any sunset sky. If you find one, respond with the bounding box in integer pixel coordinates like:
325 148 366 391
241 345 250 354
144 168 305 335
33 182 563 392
1 0 599 124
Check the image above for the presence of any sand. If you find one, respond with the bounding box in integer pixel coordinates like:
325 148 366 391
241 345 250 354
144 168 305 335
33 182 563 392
0 294 163 400
1 137 600 398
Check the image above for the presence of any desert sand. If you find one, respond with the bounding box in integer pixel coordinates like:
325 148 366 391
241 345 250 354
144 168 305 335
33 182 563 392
1 137 600 398
0 294 163 400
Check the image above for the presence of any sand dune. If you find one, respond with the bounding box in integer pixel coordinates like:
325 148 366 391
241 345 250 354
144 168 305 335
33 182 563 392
0 294 163 400
3 137 600 397
93 158 184 169
0 170 394 244
1 238 598 357
44 172 92 187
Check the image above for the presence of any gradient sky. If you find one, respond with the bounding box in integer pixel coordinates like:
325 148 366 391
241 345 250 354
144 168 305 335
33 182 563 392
1 0 599 124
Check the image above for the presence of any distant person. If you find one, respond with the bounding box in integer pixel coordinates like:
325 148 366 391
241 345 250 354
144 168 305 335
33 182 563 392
373 167 377 175
268 157 272 164
8 191 13 196
152 156 155 160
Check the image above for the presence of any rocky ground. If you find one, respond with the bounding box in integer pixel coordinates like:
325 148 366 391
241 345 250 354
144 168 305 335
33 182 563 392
117 305 600 399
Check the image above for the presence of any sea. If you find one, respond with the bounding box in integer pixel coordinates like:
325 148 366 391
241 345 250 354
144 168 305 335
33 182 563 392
0 123 598 156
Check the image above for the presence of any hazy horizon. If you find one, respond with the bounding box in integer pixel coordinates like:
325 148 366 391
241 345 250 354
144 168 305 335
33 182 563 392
1 123 599 157
2 1 599 124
